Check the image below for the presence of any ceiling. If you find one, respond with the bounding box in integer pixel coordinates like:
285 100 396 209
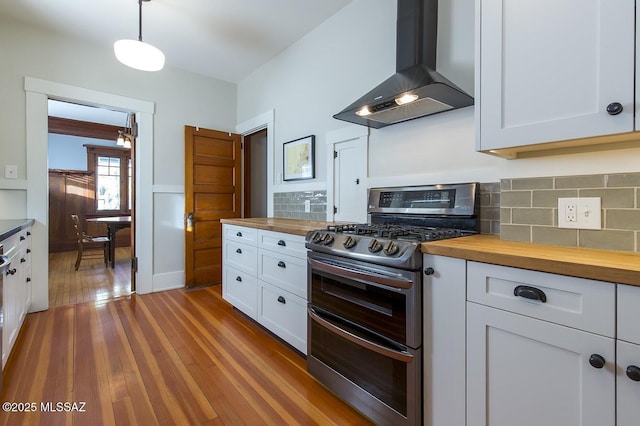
0 0 352 83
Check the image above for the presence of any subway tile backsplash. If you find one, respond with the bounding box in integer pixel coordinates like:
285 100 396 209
501 172 640 252
273 173 639 252
273 191 327 221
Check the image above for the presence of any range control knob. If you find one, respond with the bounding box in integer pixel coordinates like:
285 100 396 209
343 236 357 249
368 239 383 253
322 233 335 246
383 241 399 256
311 232 323 243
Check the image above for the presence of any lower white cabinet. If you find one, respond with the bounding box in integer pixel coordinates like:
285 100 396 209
617 284 640 426
425 254 638 426
222 224 308 354
2 225 32 369
257 281 307 353
467 302 615 426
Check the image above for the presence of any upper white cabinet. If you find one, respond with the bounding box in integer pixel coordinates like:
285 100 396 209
476 0 636 157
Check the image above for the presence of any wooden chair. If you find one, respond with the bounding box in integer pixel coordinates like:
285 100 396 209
71 214 111 270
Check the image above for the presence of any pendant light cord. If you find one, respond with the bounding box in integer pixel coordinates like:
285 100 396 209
138 0 143 42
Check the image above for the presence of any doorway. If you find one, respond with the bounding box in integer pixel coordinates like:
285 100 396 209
47 100 134 307
243 129 268 218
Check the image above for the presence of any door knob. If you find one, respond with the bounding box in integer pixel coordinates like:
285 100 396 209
589 354 605 369
185 212 194 232
606 102 623 115
626 365 640 381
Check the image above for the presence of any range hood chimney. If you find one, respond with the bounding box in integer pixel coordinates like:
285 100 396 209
333 0 473 129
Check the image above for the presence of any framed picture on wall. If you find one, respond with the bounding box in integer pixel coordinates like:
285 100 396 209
283 135 315 181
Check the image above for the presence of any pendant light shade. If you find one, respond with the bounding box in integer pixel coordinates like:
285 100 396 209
114 39 165 71
114 0 165 71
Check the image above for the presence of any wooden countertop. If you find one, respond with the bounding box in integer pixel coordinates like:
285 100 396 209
422 234 640 286
220 218 335 237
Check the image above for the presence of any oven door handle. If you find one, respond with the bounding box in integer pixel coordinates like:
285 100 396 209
308 258 413 290
308 307 414 363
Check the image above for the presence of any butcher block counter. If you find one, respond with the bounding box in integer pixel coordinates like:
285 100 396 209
422 234 640 286
220 217 335 237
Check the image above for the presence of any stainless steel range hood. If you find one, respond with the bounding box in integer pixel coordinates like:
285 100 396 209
333 0 473 129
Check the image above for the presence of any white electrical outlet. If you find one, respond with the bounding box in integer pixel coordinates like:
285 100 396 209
558 197 602 230
4 165 17 179
304 199 311 213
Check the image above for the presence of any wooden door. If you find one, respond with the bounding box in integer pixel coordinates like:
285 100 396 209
467 302 615 426
185 126 241 288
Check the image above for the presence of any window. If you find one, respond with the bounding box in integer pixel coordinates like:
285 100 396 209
86 146 132 214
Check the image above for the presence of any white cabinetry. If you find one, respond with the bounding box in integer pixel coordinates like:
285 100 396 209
222 225 258 319
617 284 640 426
466 262 615 426
257 230 307 354
476 0 636 156
2 226 32 369
222 224 308 354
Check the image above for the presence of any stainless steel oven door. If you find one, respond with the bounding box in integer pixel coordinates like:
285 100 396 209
307 306 422 425
307 251 421 348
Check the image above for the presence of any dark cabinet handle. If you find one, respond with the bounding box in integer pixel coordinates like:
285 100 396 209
277 261 286 268
20 258 26 263
589 354 605 369
26 248 31 254
6 268 16 276
235 276 242 282
236 231 242 237
277 296 286 304
424 267 435 276
514 285 547 303
26 231 31 236
606 102 623 115
277 240 286 246
627 365 640 381
236 248 242 254
26 277 31 283
20 236 25 241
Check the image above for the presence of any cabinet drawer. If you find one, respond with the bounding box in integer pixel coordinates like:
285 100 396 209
1 233 19 258
223 241 258 275
222 266 258 320
258 250 307 298
223 224 258 245
258 281 307 354
618 284 640 345
258 230 307 259
467 261 615 337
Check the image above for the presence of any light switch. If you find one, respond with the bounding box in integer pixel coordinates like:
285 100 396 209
558 197 601 230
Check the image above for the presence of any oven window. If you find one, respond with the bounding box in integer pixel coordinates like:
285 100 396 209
311 270 407 343
310 320 409 416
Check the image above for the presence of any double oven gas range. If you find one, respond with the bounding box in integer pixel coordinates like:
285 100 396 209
305 182 479 425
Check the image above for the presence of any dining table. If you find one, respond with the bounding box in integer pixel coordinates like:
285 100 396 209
86 215 131 268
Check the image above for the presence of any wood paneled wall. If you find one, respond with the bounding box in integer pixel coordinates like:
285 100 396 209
48 169 130 252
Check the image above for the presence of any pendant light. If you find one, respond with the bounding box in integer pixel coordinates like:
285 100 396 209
114 0 165 71
116 113 135 148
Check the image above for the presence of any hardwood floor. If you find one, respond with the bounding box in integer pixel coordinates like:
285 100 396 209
1 284 373 425
49 247 132 308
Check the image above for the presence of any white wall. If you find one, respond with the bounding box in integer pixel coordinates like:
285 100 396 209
238 0 640 193
0 19 237 302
